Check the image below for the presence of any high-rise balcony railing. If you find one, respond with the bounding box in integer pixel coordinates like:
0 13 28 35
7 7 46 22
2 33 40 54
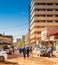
30 34 41 39
30 22 58 29
30 28 42 34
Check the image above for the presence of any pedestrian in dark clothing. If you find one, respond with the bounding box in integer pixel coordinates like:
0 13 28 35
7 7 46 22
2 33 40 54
48 46 54 57
22 47 26 58
11 46 14 53
50 46 54 54
26 47 30 57
19 47 22 54
30 46 32 53
50 46 54 57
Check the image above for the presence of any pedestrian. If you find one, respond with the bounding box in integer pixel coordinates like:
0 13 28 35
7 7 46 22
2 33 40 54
30 46 32 55
18 47 22 54
50 45 54 57
26 47 30 57
11 46 14 53
22 46 26 59
47 45 54 58
10 47 13 54
53 41 56 51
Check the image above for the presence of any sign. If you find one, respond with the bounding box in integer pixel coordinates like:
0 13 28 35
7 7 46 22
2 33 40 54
41 30 47 40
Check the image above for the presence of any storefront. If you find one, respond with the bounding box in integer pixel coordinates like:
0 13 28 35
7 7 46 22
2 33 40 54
41 27 58 48
0 41 12 48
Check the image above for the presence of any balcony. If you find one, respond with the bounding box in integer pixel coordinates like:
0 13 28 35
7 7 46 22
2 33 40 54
30 34 41 39
30 28 42 34
30 22 58 29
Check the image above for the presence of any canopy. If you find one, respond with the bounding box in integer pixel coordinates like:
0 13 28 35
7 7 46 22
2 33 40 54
49 27 58 36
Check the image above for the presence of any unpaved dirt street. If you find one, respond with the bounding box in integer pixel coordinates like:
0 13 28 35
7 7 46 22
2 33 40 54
6 57 58 65
0 61 18 65
0 53 58 65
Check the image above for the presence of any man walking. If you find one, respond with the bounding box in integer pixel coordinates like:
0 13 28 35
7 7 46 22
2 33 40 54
22 46 26 58
26 47 30 57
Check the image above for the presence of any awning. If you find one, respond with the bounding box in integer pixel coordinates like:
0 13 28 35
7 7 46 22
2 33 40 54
49 27 58 36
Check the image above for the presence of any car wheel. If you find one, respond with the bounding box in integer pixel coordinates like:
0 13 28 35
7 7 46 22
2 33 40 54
0 56 4 62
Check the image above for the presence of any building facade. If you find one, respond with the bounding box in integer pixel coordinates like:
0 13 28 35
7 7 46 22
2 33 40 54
0 34 13 48
25 32 30 45
30 0 58 44
0 34 13 44
17 38 21 43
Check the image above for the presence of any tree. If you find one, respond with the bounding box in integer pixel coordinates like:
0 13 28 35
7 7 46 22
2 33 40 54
15 38 25 48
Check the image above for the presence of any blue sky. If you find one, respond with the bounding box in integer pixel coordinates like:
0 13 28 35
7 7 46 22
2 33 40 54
0 0 31 41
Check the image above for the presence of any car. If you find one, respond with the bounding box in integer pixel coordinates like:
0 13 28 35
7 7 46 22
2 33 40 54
32 46 40 57
5 48 10 54
3 46 10 54
0 49 7 62
40 47 47 56
33 46 48 56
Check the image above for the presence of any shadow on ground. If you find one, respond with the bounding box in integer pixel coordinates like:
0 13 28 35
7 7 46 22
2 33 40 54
8 54 22 59
0 61 19 65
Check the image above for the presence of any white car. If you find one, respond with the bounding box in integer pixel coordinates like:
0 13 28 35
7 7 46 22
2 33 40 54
0 49 8 62
32 47 40 57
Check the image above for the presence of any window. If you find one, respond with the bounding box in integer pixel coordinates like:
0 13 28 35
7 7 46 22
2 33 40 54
55 9 58 11
34 26 45 28
41 20 46 22
37 32 41 34
37 15 46 17
35 20 39 22
55 15 58 17
41 15 46 17
39 3 46 5
55 3 58 5
34 20 46 22
34 32 41 34
55 20 58 22
34 26 39 28
34 9 39 11
37 21 39 22
34 3 46 5
38 20 46 22
35 3 40 5
37 15 40 17
34 9 46 11
47 15 53 17
47 9 53 11
34 3 40 5
39 9 46 11
47 20 53 22
47 3 53 5
35 15 39 17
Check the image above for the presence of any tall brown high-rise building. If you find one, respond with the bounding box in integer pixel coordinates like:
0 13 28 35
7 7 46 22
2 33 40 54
30 0 58 44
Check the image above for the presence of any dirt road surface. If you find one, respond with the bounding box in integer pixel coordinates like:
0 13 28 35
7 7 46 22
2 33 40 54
5 56 58 65
0 53 58 65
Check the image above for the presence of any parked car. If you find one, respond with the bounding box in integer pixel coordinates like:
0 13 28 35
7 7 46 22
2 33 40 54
0 49 7 62
40 47 48 56
32 46 40 56
33 46 48 56
5 48 10 54
3 46 10 54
